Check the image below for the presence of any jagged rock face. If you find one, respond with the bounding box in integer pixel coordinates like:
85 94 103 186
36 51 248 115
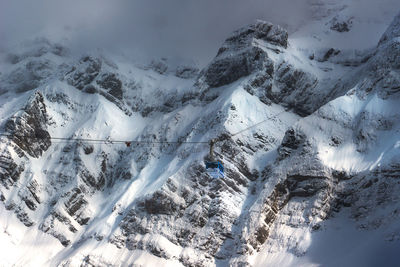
66 56 102 90
329 16 353 32
379 11 400 45
175 66 199 79
200 21 288 89
203 47 268 88
1 12 400 267
0 148 24 188
219 20 288 52
64 56 128 107
96 73 123 100
5 92 51 158
244 60 320 116
199 19 325 117
277 127 308 160
272 62 319 114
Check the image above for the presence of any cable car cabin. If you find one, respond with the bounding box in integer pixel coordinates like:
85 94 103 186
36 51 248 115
205 161 224 178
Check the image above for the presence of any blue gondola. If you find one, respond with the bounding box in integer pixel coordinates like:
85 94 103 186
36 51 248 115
205 161 224 178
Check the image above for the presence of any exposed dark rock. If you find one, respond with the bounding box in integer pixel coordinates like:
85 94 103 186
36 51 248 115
200 20 287 89
331 22 350 32
66 56 101 90
6 203 35 227
39 211 77 246
143 190 185 215
378 11 400 46
21 180 40 210
64 188 90 225
83 145 94 155
80 168 105 190
204 47 268 88
247 181 290 249
220 20 288 53
0 150 24 188
278 127 307 159
5 91 51 158
175 66 199 79
329 17 353 32
119 210 147 236
270 62 318 115
332 170 352 180
354 127 376 153
330 136 342 146
287 174 329 198
319 48 341 62
96 73 123 99
82 84 97 94
16 207 35 227
109 234 126 249
149 59 168 74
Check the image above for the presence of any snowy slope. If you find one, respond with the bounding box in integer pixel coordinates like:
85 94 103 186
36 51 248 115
1 2 400 267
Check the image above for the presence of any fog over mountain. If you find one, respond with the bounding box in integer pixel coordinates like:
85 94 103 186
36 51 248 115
2 0 398 64
1 1 400 266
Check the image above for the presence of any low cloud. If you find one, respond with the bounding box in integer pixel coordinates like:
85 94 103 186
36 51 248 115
1 0 399 64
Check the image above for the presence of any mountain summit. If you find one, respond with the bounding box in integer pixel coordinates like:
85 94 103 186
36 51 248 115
1 6 400 267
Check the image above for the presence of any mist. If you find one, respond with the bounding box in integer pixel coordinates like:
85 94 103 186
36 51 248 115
1 0 399 64
0 0 310 63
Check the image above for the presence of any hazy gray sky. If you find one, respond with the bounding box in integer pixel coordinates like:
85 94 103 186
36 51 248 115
1 0 399 64
0 0 310 62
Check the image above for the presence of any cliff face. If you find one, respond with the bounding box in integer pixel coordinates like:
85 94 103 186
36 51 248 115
0 9 400 267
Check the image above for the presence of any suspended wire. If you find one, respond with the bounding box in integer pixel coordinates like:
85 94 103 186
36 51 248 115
0 109 289 147
230 109 288 137
0 133 208 145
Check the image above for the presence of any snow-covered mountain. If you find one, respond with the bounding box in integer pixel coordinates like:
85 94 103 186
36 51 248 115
0 2 400 266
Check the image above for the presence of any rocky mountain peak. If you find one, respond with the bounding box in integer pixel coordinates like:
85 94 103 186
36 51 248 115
379 11 400 45
1 7 400 267
218 20 288 56
199 20 287 90
5 91 51 158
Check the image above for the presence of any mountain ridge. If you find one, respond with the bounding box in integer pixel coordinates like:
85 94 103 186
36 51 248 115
0 8 400 267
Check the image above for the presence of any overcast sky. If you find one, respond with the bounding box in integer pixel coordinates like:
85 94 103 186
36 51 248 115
0 0 310 63
0 0 399 64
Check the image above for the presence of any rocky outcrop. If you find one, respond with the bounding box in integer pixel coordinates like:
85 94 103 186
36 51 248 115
329 16 353 32
1 10 400 267
379 11 400 45
0 149 24 188
5 91 51 158
277 127 308 160
203 47 268 88
200 20 288 89
66 56 102 90
199 19 325 117
96 73 123 100
64 187 90 225
175 66 199 79
64 56 132 115
219 20 288 52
